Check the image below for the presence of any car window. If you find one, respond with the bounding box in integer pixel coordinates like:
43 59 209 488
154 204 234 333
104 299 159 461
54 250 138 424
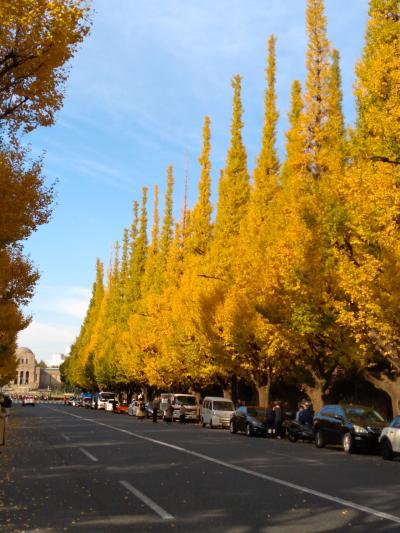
344 406 384 422
248 408 268 418
390 416 400 428
213 401 234 411
333 406 345 418
319 406 334 417
175 396 197 406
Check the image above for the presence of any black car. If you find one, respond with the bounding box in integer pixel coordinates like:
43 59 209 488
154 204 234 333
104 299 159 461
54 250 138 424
313 404 387 453
229 406 268 437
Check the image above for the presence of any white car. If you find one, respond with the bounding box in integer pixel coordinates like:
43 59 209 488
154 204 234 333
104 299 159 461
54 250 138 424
379 416 400 460
201 396 235 428
22 395 35 406
105 399 118 412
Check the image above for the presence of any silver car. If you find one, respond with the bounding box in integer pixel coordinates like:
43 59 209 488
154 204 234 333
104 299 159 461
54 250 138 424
379 416 400 460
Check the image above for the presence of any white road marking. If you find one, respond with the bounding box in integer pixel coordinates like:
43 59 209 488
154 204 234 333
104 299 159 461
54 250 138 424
119 480 174 520
79 447 99 462
61 434 71 441
50 408 400 525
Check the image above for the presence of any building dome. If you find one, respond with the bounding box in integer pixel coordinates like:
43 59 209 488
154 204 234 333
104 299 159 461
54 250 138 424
16 347 35 358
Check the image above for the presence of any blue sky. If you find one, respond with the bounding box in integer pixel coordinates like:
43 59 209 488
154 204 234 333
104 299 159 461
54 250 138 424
17 0 369 365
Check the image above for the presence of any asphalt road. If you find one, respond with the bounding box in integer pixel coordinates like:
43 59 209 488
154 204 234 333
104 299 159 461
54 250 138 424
1 404 399 532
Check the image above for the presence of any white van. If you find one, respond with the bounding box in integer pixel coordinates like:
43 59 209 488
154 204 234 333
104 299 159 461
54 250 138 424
201 396 235 428
96 391 116 410
160 393 199 421
172 394 198 421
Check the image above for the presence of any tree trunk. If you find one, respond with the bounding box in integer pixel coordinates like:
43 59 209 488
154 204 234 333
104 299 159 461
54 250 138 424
256 383 270 407
302 382 324 412
253 372 271 407
221 375 237 402
363 371 400 417
222 387 232 400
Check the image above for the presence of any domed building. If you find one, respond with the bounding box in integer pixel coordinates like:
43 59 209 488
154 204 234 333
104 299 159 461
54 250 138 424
3 347 62 394
13 347 40 391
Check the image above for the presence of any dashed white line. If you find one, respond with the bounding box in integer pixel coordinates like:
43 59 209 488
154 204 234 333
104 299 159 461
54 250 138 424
61 433 71 441
78 447 99 462
50 408 400 525
119 480 174 520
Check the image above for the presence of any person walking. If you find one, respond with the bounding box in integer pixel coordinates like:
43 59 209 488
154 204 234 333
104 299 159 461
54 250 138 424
152 397 160 423
165 398 173 424
136 398 146 421
179 403 186 424
0 394 8 448
273 400 283 439
266 402 275 437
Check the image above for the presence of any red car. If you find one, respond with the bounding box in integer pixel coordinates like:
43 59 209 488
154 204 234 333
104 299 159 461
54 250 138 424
114 403 129 414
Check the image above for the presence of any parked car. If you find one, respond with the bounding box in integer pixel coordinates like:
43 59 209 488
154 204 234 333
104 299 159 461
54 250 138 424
114 402 129 414
201 397 235 428
379 416 400 460
173 394 199 421
229 406 268 437
159 393 199 422
95 392 117 410
105 398 118 412
22 395 35 406
313 404 387 453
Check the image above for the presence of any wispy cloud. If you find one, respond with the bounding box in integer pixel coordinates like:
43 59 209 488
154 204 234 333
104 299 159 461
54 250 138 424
17 321 79 364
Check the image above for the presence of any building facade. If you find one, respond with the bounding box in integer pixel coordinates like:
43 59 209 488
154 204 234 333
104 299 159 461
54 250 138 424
3 347 62 394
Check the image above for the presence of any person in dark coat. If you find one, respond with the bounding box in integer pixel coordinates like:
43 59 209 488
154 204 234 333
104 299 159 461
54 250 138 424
164 399 173 424
179 403 186 424
273 401 283 439
265 403 275 437
152 397 160 423
299 402 314 426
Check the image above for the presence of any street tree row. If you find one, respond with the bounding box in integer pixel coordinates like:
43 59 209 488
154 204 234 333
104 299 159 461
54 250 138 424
63 0 400 415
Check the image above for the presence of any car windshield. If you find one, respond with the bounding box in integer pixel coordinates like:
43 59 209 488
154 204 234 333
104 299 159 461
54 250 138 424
100 393 115 400
344 406 384 422
213 401 234 411
175 396 197 406
247 408 268 420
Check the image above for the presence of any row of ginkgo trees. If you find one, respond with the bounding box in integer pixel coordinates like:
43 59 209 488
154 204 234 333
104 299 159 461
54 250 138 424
62 0 400 415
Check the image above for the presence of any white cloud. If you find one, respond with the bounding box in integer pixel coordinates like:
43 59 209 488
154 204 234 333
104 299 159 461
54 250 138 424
32 285 91 320
17 321 80 366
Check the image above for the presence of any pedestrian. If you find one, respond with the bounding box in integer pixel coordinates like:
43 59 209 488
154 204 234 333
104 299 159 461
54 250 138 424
164 398 173 424
136 399 146 421
0 394 8 448
299 401 314 426
273 400 283 439
295 402 305 422
265 402 275 437
179 403 186 424
152 397 160 423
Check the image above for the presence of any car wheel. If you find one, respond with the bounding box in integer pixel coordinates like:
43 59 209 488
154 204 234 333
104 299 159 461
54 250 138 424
343 432 355 454
209 419 214 429
381 438 394 461
229 421 237 434
314 429 325 448
288 432 299 443
245 423 253 437
201 418 206 428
